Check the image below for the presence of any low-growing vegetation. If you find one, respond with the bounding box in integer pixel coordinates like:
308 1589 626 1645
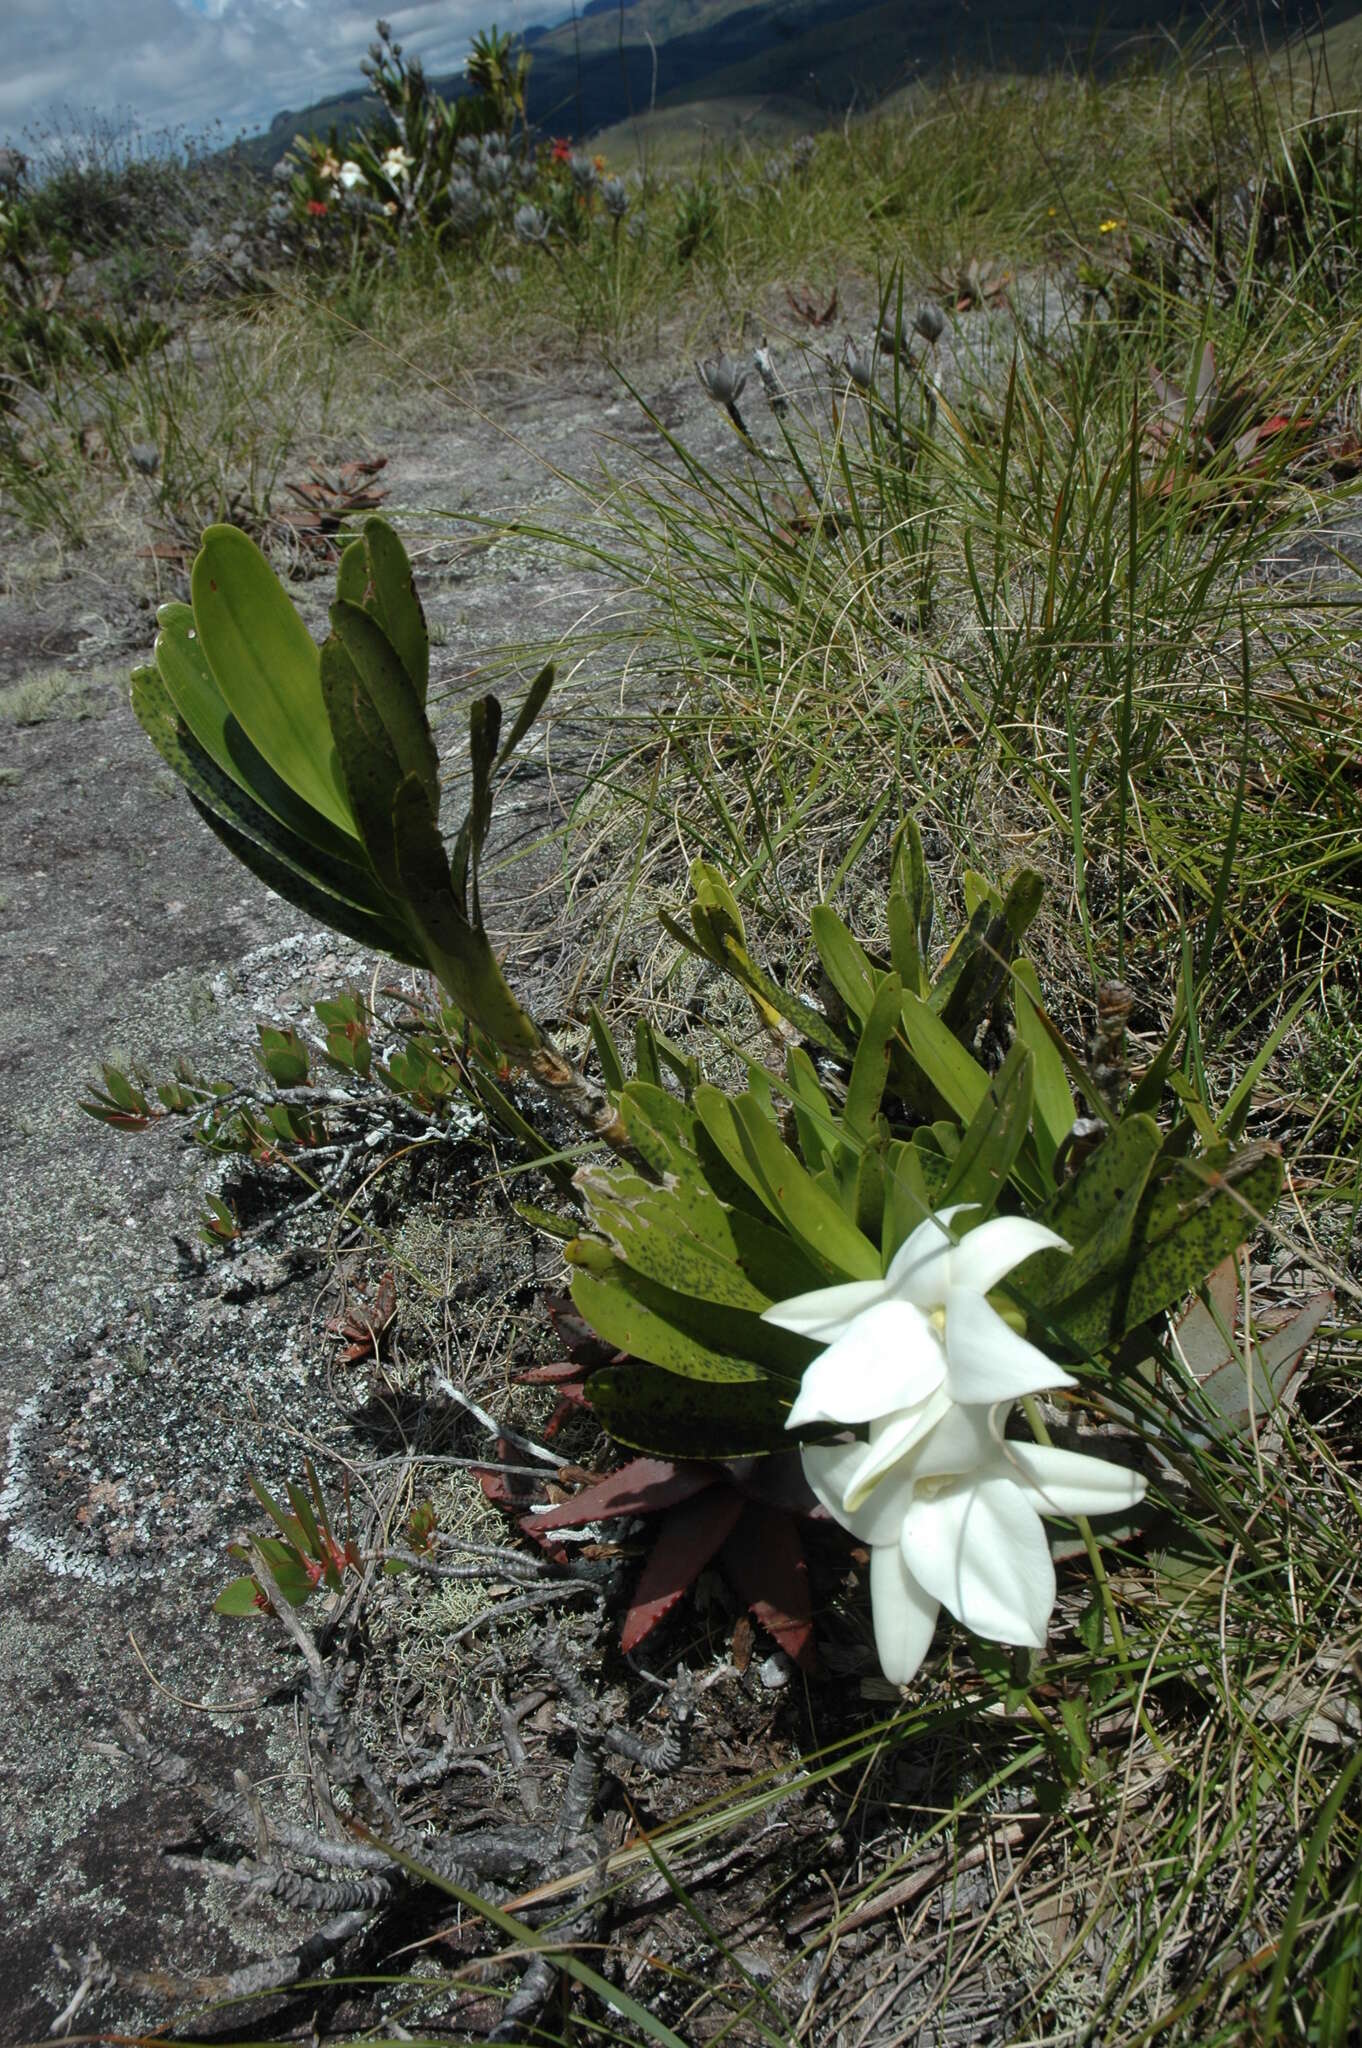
9 9 1362 2043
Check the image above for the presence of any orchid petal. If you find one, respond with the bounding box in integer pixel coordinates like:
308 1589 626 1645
800 1442 907 1548
841 1388 954 1509
943 1287 1076 1402
883 1204 976 1308
902 1400 1000 1480
762 1278 884 1342
900 1474 1054 1646
869 1544 940 1684
784 1298 944 1428
1003 1440 1148 1519
947 1214 1070 1297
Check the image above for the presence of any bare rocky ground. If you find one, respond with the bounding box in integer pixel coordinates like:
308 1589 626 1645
0 348 729 2039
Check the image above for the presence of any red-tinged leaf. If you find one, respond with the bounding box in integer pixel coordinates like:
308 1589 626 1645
720 1502 816 1671
543 1291 621 1368
543 1386 589 1438
477 1441 551 1515
725 1449 823 1516
523 1457 718 1534
516 1358 590 1385
620 1484 747 1653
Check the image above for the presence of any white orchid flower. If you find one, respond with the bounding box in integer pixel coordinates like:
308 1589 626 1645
382 146 414 181
765 1205 1073 1471
804 1401 1146 1684
337 160 366 191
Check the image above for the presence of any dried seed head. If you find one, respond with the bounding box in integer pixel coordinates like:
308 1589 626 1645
695 353 748 406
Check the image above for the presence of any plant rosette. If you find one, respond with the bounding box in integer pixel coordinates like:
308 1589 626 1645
766 1206 1147 1683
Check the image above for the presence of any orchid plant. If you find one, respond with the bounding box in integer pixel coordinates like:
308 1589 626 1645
126 511 1288 1690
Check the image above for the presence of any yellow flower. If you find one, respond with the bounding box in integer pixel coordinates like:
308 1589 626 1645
1098 217 1126 234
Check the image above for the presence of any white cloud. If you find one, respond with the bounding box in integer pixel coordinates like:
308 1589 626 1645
0 0 547 149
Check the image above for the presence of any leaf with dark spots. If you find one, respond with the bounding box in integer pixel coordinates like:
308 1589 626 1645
621 1483 747 1653
721 1502 816 1670
522 1456 719 1533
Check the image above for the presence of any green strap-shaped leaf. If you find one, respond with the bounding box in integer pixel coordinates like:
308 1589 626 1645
133 664 411 933
567 1240 800 1382
1011 961 1074 1174
887 890 927 998
319 635 406 898
726 1091 882 1281
882 1138 933 1265
187 793 427 965
585 1363 791 1459
633 1018 663 1089
853 1141 886 1243
898 986 990 1123
721 934 850 1053
495 661 554 772
587 1004 626 1094
361 515 430 706
1113 1143 1283 1339
690 859 747 950
810 904 880 1023
390 776 541 1055
1000 867 1045 945
785 1047 839 1175
329 600 440 817
937 1040 1034 1218
154 606 363 867
191 524 353 833
616 1082 701 1179
1032 1138 1162 1334
889 815 933 955
843 972 904 1145
928 903 990 1018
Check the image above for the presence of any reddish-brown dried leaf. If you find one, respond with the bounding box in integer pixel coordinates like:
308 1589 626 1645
515 1358 589 1384
620 1484 747 1653
522 1457 718 1533
721 1501 816 1671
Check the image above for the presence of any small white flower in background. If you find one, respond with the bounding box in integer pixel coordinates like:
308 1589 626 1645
337 161 366 191
765 1205 1146 1683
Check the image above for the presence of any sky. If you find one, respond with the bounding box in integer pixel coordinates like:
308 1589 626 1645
0 0 554 155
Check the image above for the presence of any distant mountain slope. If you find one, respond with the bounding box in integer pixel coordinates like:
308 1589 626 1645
241 0 1339 166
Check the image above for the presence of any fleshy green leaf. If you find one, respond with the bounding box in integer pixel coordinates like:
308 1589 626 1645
898 986 990 1123
329 598 440 816
214 1575 264 1617
707 1088 882 1281
191 525 352 832
937 1039 1034 1217
577 1164 824 1310
1011 961 1075 1174
843 972 904 1144
567 1239 811 1383
586 1363 793 1458
358 515 431 706
151 617 363 866
810 904 880 1023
